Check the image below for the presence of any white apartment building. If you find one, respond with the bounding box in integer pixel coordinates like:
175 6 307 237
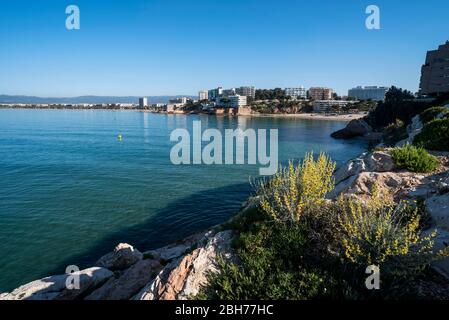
285 87 307 99
222 88 237 97
198 90 208 101
229 95 247 108
138 97 148 108
348 86 389 101
236 86 256 99
169 97 189 104
313 100 356 113
208 87 223 101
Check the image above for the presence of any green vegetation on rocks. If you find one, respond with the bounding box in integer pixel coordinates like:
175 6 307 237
196 153 449 300
414 118 449 151
391 144 439 173
419 106 449 124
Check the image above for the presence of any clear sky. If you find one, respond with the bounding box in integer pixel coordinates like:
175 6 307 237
0 0 448 97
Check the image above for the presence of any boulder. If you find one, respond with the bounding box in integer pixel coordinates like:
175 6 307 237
365 151 396 172
426 193 449 231
95 243 142 271
436 173 449 194
333 155 368 186
424 229 449 280
0 267 113 300
349 172 402 196
85 258 162 300
135 230 233 300
331 119 372 139
338 171 431 203
143 231 210 262
328 151 395 199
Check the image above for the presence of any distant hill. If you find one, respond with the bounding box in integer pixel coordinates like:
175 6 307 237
0 95 197 104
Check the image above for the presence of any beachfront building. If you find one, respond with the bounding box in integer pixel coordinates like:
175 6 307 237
229 95 247 108
169 97 189 104
348 86 389 101
198 90 208 101
308 87 334 100
208 87 223 101
313 100 355 113
236 86 256 99
207 86 256 102
222 88 237 97
420 41 449 95
166 102 185 113
166 97 190 113
285 87 307 99
138 97 148 108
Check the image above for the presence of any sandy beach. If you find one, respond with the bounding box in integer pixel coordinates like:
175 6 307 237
249 113 367 121
142 110 367 121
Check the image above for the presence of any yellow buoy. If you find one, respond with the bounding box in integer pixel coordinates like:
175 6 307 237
117 134 123 141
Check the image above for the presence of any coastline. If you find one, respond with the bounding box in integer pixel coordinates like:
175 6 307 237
141 110 367 121
248 112 366 121
0 107 366 122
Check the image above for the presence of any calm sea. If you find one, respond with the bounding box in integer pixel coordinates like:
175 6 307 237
0 109 366 291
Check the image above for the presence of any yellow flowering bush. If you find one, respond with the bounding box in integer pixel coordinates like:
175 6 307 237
255 153 336 223
337 193 448 275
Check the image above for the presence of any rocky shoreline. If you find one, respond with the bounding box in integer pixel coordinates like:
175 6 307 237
2 111 449 300
2 145 448 300
0 229 234 300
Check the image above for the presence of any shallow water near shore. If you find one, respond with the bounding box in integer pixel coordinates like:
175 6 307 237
0 109 366 291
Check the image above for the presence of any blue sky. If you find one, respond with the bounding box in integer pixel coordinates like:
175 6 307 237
0 0 448 97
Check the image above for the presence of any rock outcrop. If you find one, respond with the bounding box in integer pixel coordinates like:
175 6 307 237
426 193 449 231
135 230 233 300
86 259 162 300
329 149 449 279
95 243 143 271
328 150 397 199
1 229 234 300
396 115 423 147
0 267 113 300
331 119 373 139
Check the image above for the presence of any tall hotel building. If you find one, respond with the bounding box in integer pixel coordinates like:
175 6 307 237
235 86 256 99
348 86 389 101
138 97 148 108
208 87 223 101
198 90 208 101
285 87 307 99
308 87 334 100
420 41 449 95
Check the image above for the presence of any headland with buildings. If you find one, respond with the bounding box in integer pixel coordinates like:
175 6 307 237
2 40 449 119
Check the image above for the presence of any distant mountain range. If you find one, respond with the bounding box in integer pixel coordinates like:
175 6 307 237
0 95 197 104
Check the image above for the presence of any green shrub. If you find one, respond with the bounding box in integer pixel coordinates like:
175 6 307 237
391 144 439 173
219 206 266 233
383 119 408 146
414 118 449 151
197 222 336 300
419 106 449 124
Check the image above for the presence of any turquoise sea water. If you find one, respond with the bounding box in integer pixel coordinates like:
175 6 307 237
0 109 366 292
